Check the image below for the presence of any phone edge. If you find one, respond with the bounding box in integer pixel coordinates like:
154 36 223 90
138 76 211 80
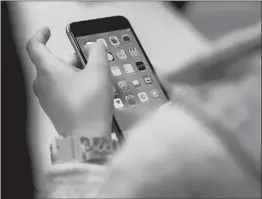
66 24 86 69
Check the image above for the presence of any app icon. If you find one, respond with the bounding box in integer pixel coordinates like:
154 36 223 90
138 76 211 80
116 50 127 60
128 47 139 57
136 61 146 71
109 36 120 45
122 34 131 42
143 76 153 84
96 38 107 48
118 81 128 91
114 98 124 109
125 95 136 105
138 92 149 102
132 80 141 88
107 52 114 62
111 66 122 76
151 89 160 98
123 64 134 74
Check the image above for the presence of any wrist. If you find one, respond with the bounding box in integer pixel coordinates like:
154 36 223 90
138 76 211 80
72 125 112 138
59 123 112 138
50 135 120 165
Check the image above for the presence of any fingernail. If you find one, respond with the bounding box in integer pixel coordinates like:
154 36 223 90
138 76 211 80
41 26 51 38
42 26 50 30
85 41 93 47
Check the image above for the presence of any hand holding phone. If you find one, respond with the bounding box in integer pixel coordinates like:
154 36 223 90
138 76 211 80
27 27 114 138
67 16 169 139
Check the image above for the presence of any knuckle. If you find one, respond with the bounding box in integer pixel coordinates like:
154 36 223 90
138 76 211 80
26 39 34 53
33 79 40 97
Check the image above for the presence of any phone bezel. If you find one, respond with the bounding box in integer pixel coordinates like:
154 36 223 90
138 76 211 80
67 15 169 140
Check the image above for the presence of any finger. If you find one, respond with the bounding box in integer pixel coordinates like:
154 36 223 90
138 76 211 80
82 42 108 73
63 53 78 66
32 72 43 98
62 53 81 70
26 27 59 74
33 79 39 98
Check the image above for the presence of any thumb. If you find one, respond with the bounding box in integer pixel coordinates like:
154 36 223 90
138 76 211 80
82 42 109 74
26 27 59 75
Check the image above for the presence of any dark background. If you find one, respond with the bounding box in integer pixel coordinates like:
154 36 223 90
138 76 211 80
1 2 34 199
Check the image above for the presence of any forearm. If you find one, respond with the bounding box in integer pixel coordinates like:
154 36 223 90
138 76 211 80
97 104 260 198
97 105 214 197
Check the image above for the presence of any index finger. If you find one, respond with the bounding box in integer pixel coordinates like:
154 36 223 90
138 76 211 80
82 42 108 73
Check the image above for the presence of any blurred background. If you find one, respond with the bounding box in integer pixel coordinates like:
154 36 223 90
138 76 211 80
176 1 261 40
7 1 261 172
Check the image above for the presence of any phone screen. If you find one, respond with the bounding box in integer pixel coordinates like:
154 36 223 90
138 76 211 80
75 28 168 136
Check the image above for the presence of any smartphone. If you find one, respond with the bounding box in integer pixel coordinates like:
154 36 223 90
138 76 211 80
66 16 169 140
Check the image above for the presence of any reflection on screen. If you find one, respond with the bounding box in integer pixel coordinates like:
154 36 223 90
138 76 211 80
76 29 168 136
